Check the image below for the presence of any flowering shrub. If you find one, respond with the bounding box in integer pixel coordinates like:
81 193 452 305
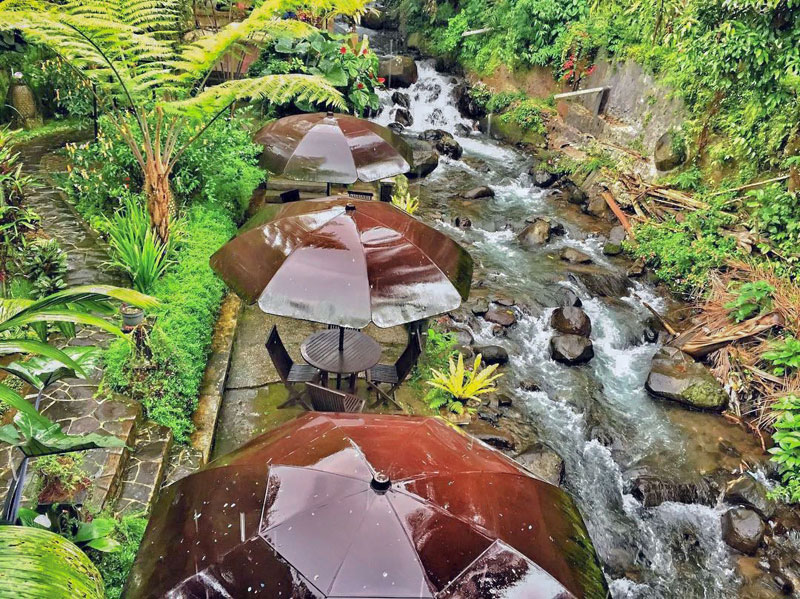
250 31 383 115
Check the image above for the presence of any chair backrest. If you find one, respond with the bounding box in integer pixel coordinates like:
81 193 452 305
306 383 364 413
394 332 423 385
347 190 374 200
265 325 293 382
280 189 301 203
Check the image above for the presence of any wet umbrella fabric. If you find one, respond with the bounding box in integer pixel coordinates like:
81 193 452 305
125 413 609 599
254 112 413 184
209 197 474 329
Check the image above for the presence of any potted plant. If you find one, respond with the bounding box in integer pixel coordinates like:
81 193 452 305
31 453 91 505
120 303 145 328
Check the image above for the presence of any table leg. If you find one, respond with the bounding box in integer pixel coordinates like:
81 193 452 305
348 374 356 393
336 373 342 389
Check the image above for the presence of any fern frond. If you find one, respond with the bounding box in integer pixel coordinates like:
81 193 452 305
163 73 346 118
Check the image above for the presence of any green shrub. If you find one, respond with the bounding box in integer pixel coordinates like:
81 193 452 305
724 281 774 323
104 203 235 441
763 336 800 377
88 515 148 599
769 395 800 504
104 197 178 294
20 238 68 298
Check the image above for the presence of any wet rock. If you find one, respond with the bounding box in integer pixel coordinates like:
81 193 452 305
557 179 587 205
560 247 593 264
491 293 515 307
557 287 582 308
419 129 450 142
436 136 463 160
520 379 541 392
473 345 508 365
477 405 502 426
722 507 765 555
453 83 487 120
405 138 439 178
391 91 410 108
654 131 686 172
570 268 632 297
645 346 729 411
627 259 646 278
609 225 627 245
454 123 472 137
515 443 565 486
453 216 472 229
630 474 719 507
387 122 405 135
518 219 552 247
496 394 513 408
529 164 559 188
550 306 592 337
584 195 609 218
462 186 495 200
467 420 517 451
361 8 398 30
603 242 623 256
452 328 475 349
484 308 516 327
470 298 489 316
394 106 413 127
725 475 776 520
378 55 418 88
550 334 594 365
462 156 490 172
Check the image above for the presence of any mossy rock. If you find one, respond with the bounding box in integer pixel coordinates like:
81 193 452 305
645 347 728 410
481 114 546 148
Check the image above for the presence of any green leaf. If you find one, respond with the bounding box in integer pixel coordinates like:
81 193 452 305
0 340 88 379
0 383 48 424
74 518 115 543
1 346 101 390
85 536 122 553
0 526 105 599
10 411 126 458
0 424 21 445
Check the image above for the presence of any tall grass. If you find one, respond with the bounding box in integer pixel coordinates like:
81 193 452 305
105 197 177 293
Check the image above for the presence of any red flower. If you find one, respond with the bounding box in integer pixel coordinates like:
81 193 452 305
586 65 596 76
235 2 245 10
357 82 364 89
368 72 374 79
377 77 385 84
340 46 348 54
362 48 368 55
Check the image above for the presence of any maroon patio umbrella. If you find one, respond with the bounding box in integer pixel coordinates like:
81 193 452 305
124 413 609 599
209 197 473 329
254 112 413 185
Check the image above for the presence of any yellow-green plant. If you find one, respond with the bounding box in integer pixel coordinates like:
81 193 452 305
0 0 369 242
426 352 502 414
391 174 419 215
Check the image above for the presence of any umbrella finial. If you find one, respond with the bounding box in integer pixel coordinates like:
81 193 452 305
370 472 391 493
345 202 356 212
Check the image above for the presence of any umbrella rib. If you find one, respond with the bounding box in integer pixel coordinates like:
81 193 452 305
383 492 437 597
324 491 379 596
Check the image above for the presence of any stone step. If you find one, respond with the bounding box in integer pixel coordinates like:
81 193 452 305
114 421 173 517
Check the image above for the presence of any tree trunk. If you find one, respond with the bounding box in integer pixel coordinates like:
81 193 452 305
144 159 173 243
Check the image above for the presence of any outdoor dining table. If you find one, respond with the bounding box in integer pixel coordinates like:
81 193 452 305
300 328 381 391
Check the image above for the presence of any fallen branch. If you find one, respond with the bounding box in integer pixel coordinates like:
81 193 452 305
601 191 634 236
707 174 790 197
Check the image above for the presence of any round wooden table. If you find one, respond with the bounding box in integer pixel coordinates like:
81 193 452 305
301 328 382 390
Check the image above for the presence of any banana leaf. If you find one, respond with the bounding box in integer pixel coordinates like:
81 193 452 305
0 526 105 599
1 346 101 390
0 340 88 378
5 410 126 458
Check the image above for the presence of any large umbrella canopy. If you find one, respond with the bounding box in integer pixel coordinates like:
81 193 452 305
125 413 608 599
254 112 413 184
210 197 473 328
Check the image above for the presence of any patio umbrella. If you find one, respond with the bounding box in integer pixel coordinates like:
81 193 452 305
209 197 473 329
124 413 609 599
253 112 413 187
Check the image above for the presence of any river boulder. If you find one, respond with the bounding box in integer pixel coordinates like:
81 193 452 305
569 267 632 297
405 137 439 178
518 218 552 246
378 55 418 88
453 83 487 120
484 307 516 327
724 475 776 520
560 247 593 264
473 345 509 365
645 347 728 411
515 443 565 486
721 507 765 555
462 186 494 200
557 287 582 308
654 131 686 172
583 195 609 219
391 91 410 108
394 107 413 127
557 179 587 205
550 307 592 337
550 334 594 365
529 163 559 188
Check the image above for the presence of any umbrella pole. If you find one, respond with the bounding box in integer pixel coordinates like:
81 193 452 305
336 326 345 389
327 182 331 196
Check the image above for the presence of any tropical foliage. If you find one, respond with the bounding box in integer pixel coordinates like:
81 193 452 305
725 281 775 323
391 175 419 215
427 353 503 414
770 395 800 503
0 0 370 240
0 525 105 599
19 505 122 553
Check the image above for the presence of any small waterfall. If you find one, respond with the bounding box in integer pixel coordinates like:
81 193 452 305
364 38 744 598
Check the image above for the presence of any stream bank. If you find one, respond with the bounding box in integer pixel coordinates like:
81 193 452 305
354 22 798 597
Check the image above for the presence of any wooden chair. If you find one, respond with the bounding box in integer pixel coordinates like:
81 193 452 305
347 190 374 200
265 325 319 408
366 332 422 407
280 189 300 203
306 383 365 413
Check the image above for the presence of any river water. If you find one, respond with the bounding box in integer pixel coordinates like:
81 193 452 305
366 52 764 598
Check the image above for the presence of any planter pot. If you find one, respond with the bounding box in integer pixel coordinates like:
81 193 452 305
121 305 144 329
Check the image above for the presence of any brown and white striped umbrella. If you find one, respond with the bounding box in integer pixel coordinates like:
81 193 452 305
253 112 413 184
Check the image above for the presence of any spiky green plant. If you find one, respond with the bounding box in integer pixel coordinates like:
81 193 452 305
0 0 368 241
426 352 503 414
391 174 420 215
